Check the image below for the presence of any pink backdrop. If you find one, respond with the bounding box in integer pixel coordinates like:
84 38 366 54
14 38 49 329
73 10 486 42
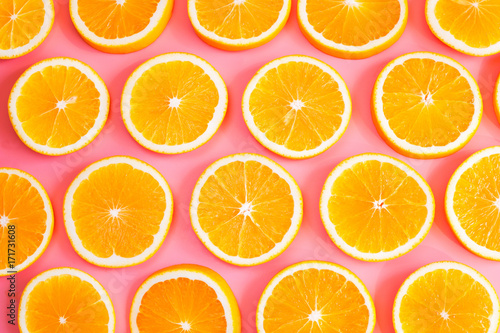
2 0 500 332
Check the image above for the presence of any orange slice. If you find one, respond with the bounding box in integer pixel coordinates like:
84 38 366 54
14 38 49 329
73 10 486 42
495 73 500 124
0 168 53 276
242 55 351 159
393 261 500 333
19 267 115 333
9 57 110 156
121 53 228 154
320 153 435 261
63 156 173 268
257 261 376 333
0 0 54 59
69 0 174 53
188 0 291 50
298 0 408 59
190 153 303 266
426 0 500 57
445 146 500 260
372 52 482 159
130 264 241 333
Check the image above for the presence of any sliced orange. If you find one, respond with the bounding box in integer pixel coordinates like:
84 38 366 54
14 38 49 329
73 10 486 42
0 0 54 59
426 0 500 57
257 261 376 333
188 0 291 50
298 0 408 59
372 52 482 159
19 267 115 333
320 153 435 262
121 53 228 154
393 261 500 333
9 57 110 156
69 0 174 53
242 55 351 159
495 73 500 124
445 146 500 260
190 153 303 266
130 264 241 333
63 156 173 268
0 168 53 276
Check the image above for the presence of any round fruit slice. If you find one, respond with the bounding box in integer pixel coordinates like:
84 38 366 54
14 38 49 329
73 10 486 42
242 55 351 159
320 153 435 262
19 267 115 333
298 0 408 59
257 261 376 333
495 73 500 125
393 261 500 333
122 53 228 154
64 156 173 268
0 168 53 276
426 0 500 57
69 0 174 53
9 57 110 156
130 264 241 333
0 0 54 59
188 0 291 50
188 0 292 51
190 153 303 266
372 52 482 159
445 146 500 260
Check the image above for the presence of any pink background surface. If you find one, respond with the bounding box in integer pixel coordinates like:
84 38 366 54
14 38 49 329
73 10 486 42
2 0 500 332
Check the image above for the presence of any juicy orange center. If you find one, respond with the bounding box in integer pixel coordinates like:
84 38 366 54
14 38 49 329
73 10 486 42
382 58 476 147
137 277 227 332
197 160 294 259
249 61 345 152
71 163 167 259
327 160 428 253
0 0 46 50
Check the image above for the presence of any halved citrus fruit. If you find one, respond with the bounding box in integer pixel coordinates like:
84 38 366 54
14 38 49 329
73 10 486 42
9 57 110 156
393 261 500 333
495 73 500 124
298 0 408 59
121 53 228 154
188 0 291 50
130 264 241 333
242 55 351 159
69 0 174 53
63 156 173 268
372 52 482 159
320 153 435 262
0 0 54 59
445 146 500 260
426 0 500 57
257 261 376 333
0 168 53 276
19 267 115 333
190 153 303 266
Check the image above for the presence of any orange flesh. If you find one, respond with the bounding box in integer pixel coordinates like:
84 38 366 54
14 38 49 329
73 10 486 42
399 268 494 332
16 64 101 148
0 172 48 270
77 0 161 39
327 160 428 253
198 160 294 259
71 163 167 258
0 0 46 50
263 268 370 332
434 0 500 49
25 274 110 332
137 277 227 332
195 0 284 39
305 0 401 46
249 61 345 152
130 60 219 146
382 58 476 147
453 153 500 251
